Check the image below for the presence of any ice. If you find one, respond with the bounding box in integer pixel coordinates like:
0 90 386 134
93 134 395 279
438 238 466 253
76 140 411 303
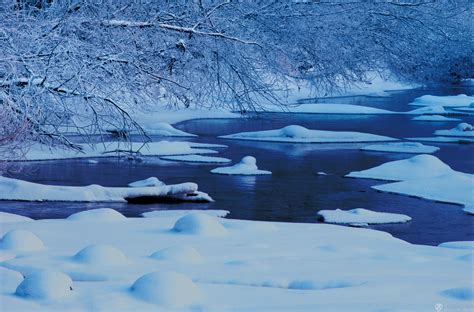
411 115 461 122
0 230 45 252
161 155 232 163
434 122 474 137
409 94 474 107
440 287 474 301
0 212 33 223
67 208 127 222
128 177 165 187
361 142 439 154
142 209 229 218
406 136 474 143
220 125 397 143
73 244 129 265
211 156 272 175
438 241 474 250
15 270 73 300
318 208 411 225
172 213 228 236
150 246 202 263
130 271 202 307
281 103 395 114
463 205 474 215
406 105 448 115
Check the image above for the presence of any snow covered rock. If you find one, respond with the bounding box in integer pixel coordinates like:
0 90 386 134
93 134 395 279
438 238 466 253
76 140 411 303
130 271 202 307
211 156 272 175
0 212 33 223
409 94 474 107
434 122 474 137
67 208 127 222
150 246 202 263
128 177 165 187
360 142 439 154
0 267 23 293
220 125 397 143
73 244 129 265
160 155 232 163
411 115 461 122
172 213 228 236
318 208 411 225
0 230 45 252
438 241 474 250
15 270 73 300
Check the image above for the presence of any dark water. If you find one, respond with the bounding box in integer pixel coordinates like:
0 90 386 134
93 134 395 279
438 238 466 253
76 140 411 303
1 87 473 246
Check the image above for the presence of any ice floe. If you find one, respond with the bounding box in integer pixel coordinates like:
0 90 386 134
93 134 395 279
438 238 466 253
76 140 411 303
220 125 397 143
318 208 411 225
434 122 474 137
409 94 474 107
128 177 165 187
160 155 231 163
361 142 439 154
411 115 461 122
211 156 272 175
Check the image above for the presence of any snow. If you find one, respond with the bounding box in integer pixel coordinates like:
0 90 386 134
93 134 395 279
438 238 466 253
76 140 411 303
438 241 474 250
463 205 474 215
15 270 73 300
409 94 474 107
0 176 213 203
132 109 239 126
0 208 471 311
0 267 23 293
434 122 474 137
129 122 196 137
440 287 474 301
211 156 272 175
406 105 448 115
128 177 165 187
22 141 218 161
130 271 202 307
143 210 229 218
318 208 411 225
281 103 395 114
346 155 474 207
0 212 33 223
220 125 397 143
73 244 129 265
411 115 461 122
172 213 228 236
150 246 202 263
360 142 439 154
67 208 127 222
0 230 45 252
406 136 474 143
160 155 232 163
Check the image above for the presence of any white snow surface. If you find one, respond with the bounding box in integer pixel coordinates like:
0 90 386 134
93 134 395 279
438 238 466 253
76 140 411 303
411 115 461 122
406 136 474 143
128 177 165 187
438 241 474 250
0 208 471 311
220 125 397 143
211 156 272 175
160 155 231 163
130 122 196 137
0 212 33 223
409 94 474 107
463 205 474 215
361 142 439 154
67 208 127 222
434 123 474 137
0 176 213 202
318 208 411 225
142 209 229 218
0 230 45 252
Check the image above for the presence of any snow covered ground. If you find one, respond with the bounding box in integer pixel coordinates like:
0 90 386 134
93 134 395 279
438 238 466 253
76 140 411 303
434 123 474 137
360 142 439 154
220 125 397 143
409 94 474 107
0 209 472 311
211 156 272 175
318 208 411 226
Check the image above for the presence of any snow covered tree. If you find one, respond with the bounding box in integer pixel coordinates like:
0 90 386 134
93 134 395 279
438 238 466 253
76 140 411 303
0 0 471 166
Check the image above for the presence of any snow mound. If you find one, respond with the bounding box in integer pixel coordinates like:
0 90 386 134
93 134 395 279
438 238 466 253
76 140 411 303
173 213 228 236
150 246 202 263
0 212 33 223
220 125 397 143
211 156 272 175
346 154 453 181
285 103 395 114
318 208 411 225
440 287 474 301
361 142 439 154
0 267 23 293
143 209 229 218
128 177 165 187
434 122 474 137
411 115 461 122
406 136 474 144
438 241 474 250
406 105 447 115
0 230 45 252
67 208 126 222
161 155 232 163
141 122 196 137
130 271 202 307
15 270 73 300
73 244 129 265
463 205 474 215
409 94 474 107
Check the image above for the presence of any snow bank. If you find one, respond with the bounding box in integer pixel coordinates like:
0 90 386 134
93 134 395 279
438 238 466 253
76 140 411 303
361 142 439 154
211 156 272 175
409 94 474 107
406 105 448 115
411 115 461 122
0 176 213 203
318 208 411 225
172 213 228 236
67 208 127 222
15 270 73 300
73 244 129 265
142 209 229 218
463 205 474 215
160 155 232 163
1 230 45 252
434 122 474 137
128 177 164 187
438 241 474 250
131 271 202 307
129 122 196 137
150 246 202 263
220 125 397 143
282 104 395 114
0 212 33 223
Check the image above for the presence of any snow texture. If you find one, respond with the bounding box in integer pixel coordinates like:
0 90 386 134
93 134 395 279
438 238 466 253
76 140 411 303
128 177 165 187
15 270 73 300
172 213 228 236
67 208 127 222
150 246 202 263
160 155 232 163
0 230 45 252
361 142 439 154
126 122 196 137
211 156 272 175
434 122 474 137
73 244 129 265
318 208 411 225
412 115 461 122
409 94 474 107
0 212 33 223
438 241 474 250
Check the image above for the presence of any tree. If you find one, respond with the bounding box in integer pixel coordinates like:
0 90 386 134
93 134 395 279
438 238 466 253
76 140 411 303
0 0 471 166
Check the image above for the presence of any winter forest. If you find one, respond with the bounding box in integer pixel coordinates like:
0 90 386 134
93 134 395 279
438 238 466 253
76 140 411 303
0 1 473 311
